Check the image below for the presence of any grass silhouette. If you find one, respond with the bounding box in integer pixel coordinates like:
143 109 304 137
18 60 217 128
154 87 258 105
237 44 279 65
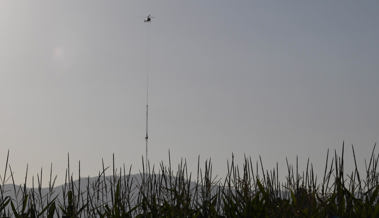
0 143 378 217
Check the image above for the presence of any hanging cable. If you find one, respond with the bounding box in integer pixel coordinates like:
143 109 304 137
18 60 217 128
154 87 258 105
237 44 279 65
144 14 152 165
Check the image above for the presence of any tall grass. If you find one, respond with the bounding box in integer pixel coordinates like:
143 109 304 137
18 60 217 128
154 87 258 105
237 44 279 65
0 143 378 217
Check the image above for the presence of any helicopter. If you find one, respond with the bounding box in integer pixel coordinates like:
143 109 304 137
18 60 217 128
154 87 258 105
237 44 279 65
144 14 154 22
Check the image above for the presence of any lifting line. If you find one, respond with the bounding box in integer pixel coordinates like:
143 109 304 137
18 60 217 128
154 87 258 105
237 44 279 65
145 16 152 165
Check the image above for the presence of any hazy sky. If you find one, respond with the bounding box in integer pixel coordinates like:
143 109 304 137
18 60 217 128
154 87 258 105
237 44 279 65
1 1 379 185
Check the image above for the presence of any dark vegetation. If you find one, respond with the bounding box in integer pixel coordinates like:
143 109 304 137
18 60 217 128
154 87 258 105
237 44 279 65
0 143 378 217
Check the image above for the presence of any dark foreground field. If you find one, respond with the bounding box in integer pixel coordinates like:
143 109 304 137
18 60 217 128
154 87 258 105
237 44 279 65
0 144 378 217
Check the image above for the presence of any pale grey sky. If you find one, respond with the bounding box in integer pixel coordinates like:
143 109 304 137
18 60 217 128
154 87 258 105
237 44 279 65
1 1 378 185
